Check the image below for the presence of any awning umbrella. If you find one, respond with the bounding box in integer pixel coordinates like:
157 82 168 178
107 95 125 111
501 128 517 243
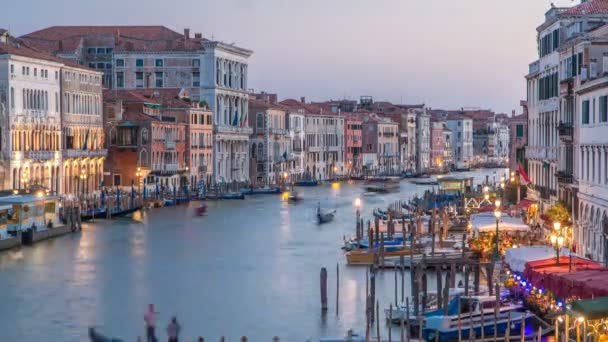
571 296 608 320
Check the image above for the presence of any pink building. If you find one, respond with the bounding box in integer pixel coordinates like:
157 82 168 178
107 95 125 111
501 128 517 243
344 114 363 176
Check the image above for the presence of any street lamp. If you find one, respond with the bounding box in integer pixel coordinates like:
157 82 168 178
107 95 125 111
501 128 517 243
550 221 565 265
354 197 362 219
494 209 502 260
80 169 87 196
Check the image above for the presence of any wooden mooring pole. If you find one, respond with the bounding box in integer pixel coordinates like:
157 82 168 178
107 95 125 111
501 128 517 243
320 267 328 312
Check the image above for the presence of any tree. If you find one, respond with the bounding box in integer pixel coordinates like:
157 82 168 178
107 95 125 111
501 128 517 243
546 201 571 225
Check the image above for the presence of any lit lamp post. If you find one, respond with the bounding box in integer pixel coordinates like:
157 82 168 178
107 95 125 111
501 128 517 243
283 171 288 187
354 197 362 220
494 200 502 261
80 169 87 196
333 166 338 180
550 221 565 265
500 181 505 204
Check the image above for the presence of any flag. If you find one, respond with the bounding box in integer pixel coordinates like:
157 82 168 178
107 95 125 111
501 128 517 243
518 163 530 185
82 130 90 151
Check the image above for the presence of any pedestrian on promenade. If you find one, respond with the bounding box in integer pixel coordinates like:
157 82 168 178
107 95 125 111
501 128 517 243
144 304 157 342
166 316 180 342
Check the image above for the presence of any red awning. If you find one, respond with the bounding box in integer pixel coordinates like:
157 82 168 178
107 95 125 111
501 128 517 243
523 257 607 299
515 199 536 210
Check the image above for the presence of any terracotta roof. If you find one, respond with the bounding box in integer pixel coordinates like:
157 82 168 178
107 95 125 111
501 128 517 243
0 32 94 71
249 98 288 111
279 99 324 114
23 25 182 42
562 0 608 16
103 88 203 109
20 25 204 53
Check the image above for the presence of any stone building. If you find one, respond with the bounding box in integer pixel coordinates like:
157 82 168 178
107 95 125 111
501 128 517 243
430 119 446 171
287 111 306 181
200 41 252 184
103 90 187 191
416 110 431 173
248 96 289 184
20 25 254 185
344 114 362 176
0 31 75 194
61 64 106 196
508 103 528 173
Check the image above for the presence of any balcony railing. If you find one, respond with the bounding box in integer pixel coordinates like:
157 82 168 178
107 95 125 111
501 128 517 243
269 128 288 135
215 125 253 135
63 149 108 158
555 171 573 184
557 122 573 142
152 163 179 173
24 150 56 160
166 140 176 149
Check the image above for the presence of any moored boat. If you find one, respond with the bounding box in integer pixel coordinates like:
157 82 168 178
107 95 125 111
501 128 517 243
240 186 281 195
287 191 303 202
295 179 319 187
421 295 527 341
345 247 413 265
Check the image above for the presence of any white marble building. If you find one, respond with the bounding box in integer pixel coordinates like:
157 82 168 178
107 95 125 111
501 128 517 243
201 41 253 184
304 113 344 180
0 32 65 193
573 67 608 264
416 111 430 173
288 111 305 181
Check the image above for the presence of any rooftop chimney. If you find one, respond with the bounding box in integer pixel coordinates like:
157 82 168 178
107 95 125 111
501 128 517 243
194 33 202 39
184 28 190 40
300 97 306 104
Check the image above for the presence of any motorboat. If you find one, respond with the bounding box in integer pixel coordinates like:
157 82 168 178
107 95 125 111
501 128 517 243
195 204 207 216
422 295 527 342
240 186 281 195
287 191 303 202
295 179 319 187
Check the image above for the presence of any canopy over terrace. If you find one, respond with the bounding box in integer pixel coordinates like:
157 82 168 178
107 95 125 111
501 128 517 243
506 246 570 273
471 212 530 236
521 257 607 299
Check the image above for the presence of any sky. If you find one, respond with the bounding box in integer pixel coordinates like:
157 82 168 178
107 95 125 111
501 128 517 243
1 0 578 114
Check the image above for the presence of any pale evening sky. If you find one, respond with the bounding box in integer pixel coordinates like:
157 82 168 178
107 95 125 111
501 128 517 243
1 0 577 114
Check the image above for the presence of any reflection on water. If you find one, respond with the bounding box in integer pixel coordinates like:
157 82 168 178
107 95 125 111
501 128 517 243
0 169 505 341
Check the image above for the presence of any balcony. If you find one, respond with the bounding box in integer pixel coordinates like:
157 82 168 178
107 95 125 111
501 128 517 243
63 149 108 158
198 165 208 173
152 163 179 174
269 128 288 135
166 140 176 150
24 150 56 160
555 170 573 184
557 122 573 143
215 125 253 135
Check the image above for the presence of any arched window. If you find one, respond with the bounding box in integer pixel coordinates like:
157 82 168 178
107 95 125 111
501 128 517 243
251 143 257 159
141 128 149 144
109 128 117 145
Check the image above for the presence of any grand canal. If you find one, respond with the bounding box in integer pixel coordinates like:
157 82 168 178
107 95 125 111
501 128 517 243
0 169 506 341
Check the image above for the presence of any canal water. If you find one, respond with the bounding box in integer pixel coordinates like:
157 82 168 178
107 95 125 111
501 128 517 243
0 169 506 341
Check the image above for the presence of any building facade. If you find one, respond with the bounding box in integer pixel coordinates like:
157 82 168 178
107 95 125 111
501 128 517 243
430 120 445 171
103 91 188 191
61 64 105 196
249 98 289 184
344 114 362 176
304 113 344 180
416 111 431 173
508 105 528 173
287 111 305 181
201 41 252 184
0 32 68 194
